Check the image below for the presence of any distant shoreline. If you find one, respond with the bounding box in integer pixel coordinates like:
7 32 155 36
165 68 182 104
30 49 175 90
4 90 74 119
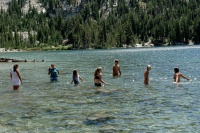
0 44 199 53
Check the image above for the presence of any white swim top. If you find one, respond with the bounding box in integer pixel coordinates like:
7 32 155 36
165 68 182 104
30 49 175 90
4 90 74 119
11 70 19 79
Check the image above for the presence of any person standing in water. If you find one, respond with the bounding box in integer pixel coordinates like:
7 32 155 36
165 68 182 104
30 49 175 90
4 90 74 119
144 65 151 85
94 67 108 87
71 69 84 84
10 64 22 90
113 59 121 77
48 64 60 82
173 67 189 83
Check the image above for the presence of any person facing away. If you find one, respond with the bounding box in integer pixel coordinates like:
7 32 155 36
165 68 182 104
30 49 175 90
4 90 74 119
144 65 151 85
113 59 121 77
10 64 22 90
48 64 60 82
173 67 189 83
71 69 84 85
94 67 108 87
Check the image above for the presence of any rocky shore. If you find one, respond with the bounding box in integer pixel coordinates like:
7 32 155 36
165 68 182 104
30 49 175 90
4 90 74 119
0 48 24 52
0 58 44 62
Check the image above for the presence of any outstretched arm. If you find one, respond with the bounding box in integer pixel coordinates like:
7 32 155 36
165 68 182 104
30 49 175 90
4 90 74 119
99 75 108 85
79 76 84 83
180 73 189 80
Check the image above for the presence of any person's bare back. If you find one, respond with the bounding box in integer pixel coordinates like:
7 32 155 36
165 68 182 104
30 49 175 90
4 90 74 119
144 65 151 85
173 67 189 83
144 70 149 85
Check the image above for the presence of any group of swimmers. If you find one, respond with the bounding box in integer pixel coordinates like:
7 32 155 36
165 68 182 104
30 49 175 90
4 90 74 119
143 65 190 85
10 59 190 90
47 59 121 86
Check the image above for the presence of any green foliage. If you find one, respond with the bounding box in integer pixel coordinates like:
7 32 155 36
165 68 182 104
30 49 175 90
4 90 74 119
0 0 200 50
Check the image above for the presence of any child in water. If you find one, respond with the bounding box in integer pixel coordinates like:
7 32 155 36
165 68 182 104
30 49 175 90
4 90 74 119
144 65 151 85
71 69 84 84
173 67 189 84
48 64 60 82
113 59 121 77
10 64 22 90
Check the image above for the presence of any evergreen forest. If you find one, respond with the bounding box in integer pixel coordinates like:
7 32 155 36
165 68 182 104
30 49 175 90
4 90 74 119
0 0 200 50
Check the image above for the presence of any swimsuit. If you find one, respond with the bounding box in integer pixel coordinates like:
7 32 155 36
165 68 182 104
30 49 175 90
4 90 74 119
95 76 99 79
50 77 58 81
49 68 59 81
95 83 102 87
94 75 101 86
73 76 80 84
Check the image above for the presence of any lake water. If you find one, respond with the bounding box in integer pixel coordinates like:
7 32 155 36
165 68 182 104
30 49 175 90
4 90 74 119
0 46 200 132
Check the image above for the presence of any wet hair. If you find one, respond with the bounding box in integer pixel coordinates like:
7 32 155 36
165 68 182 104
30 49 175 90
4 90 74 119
115 59 119 63
94 67 102 77
13 64 18 72
73 69 78 77
174 67 179 73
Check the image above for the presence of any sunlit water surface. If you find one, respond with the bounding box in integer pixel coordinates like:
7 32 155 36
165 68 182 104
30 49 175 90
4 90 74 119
0 46 200 132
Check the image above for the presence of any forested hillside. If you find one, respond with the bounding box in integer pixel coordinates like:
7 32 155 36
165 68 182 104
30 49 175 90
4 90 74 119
0 0 200 50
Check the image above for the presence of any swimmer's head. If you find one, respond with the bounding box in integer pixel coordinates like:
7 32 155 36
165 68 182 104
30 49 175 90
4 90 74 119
73 69 78 76
94 67 102 76
13 64 18 72
51 64 55 68
115 59 119 63
97 67 102 72
174 67 179 73
147 65 151 70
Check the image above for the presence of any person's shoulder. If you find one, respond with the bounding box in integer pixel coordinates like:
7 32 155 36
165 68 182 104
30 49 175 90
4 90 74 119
16 69 20 74
179 72 183 75
144 70 148 74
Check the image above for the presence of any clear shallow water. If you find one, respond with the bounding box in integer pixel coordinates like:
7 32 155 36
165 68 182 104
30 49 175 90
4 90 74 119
0 46 200 132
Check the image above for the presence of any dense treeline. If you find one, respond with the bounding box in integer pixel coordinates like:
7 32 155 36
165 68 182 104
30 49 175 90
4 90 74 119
0 0 200 49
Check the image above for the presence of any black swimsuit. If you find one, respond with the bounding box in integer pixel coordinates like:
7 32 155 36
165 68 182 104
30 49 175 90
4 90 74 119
94 76 101 86
95 83 101 87
95 76 99 79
